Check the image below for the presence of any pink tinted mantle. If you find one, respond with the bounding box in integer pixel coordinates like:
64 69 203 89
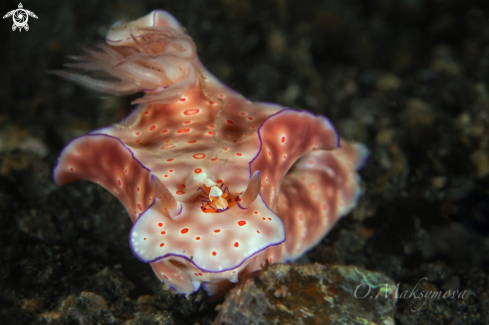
53 10 368 295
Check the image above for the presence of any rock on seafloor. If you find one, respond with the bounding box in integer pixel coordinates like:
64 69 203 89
215 263 396 325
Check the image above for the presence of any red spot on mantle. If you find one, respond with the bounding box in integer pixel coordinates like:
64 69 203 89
177 128 190 133
238 220 246 226
194 168 202 174
193 153 206 159
234 242 239 247
181 228 189 234
176 190 185 195
158 223 163 227
184 109 199 115
149 125 156 131
212 251 217 256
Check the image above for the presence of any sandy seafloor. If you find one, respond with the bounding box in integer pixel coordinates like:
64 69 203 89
1 0 488 324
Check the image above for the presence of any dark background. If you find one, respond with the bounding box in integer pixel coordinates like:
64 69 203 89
1 0 488 324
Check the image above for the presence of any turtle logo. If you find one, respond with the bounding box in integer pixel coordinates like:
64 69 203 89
3 3 38 32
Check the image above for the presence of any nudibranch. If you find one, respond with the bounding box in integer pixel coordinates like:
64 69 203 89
52 10 368 295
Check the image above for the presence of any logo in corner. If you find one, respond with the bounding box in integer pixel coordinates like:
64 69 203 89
3 3 38 32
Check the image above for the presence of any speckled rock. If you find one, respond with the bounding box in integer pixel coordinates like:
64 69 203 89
215 263 396 325
40 292 114 324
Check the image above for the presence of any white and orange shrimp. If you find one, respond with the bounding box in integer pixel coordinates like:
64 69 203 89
193 172 240 213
